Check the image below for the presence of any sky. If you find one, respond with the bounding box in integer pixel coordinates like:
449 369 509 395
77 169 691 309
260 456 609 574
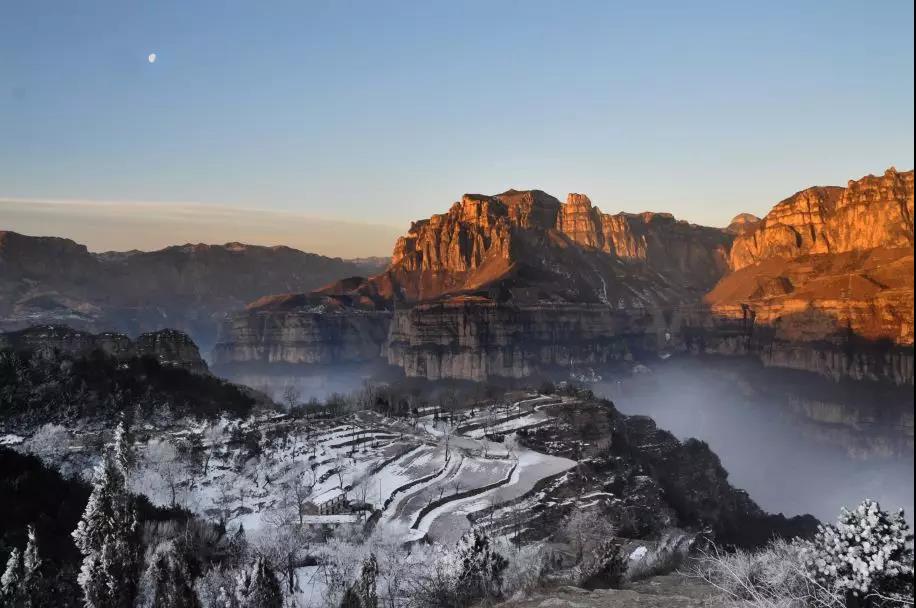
1 1 913 257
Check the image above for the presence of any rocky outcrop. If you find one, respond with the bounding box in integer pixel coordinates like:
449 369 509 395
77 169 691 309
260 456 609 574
725 212 762 235
0 325 209 373
218 190 731 374
495 576 730 608
701 168 914 385
384 300 671 381
729 168 913 270
0 234 379 350
374 189 731 303
214 170 914 385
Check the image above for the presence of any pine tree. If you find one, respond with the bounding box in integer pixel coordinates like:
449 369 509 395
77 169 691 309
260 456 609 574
21 524 42 606
235 556 282 608
339 554 379 608
143 540 201 608
113 419 135 475
357 554 378 608
22 525 41 584
1 547 22 600
72 449 141 608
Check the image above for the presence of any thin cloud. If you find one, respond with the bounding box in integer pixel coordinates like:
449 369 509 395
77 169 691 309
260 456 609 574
0 198 402 258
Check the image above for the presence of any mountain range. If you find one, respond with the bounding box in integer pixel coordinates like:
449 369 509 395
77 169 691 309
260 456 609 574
0 235 388 350
215 167 914 385
2 167 912 385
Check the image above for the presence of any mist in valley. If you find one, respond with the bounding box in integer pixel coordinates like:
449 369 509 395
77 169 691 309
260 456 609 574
593 359 915 525
216 355 915 527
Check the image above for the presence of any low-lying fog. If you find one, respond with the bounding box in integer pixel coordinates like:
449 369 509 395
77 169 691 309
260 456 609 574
594 359 915 525
220 358 914 527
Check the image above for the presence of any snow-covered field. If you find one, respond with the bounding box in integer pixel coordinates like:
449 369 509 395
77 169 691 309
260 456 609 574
18 393 581 605
108 394 577 547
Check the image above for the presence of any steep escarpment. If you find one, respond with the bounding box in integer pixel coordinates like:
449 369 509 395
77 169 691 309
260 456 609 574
0 234 379 349
215 168 914 385
729 168 913 270
384 299 678 381
702 168 914 385
217 190 730 373
0 325 209 373
212 294 390 368
373 189 730 303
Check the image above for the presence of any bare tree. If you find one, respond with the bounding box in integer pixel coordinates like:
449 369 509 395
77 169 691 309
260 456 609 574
282 384 302 412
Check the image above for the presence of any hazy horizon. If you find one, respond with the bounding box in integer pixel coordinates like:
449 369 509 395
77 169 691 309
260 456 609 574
3 162 912 257
2 1 913 254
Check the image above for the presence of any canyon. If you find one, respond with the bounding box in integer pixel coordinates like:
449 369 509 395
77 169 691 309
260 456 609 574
212 168 914 387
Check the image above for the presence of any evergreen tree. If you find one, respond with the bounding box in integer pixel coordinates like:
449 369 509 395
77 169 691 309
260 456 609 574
456 531 508 603
357 554 379 608
20 524 42 607
113 420 135 475
235 556 282 608
72 448 140 607
339 554 379 608
1 525 44 607
143 540 201 608
22 525 41 584
1 547 22 599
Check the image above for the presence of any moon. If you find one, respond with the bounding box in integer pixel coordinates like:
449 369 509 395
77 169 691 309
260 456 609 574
147 53 157 64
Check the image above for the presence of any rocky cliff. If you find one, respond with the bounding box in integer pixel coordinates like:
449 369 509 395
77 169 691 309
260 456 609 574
0 233 379 350
384 299 670 381
213 170 914 385
701 168 914 384
729 168 913 270
375 171 913 384
212 294 390 368
374 189 730 303
0 325 209 373
215 190 730 374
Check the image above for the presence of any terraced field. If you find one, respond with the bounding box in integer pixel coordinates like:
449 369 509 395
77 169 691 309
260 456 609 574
80 393 580 544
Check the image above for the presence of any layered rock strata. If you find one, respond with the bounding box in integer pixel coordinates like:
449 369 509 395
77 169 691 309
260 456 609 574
215 168 914 386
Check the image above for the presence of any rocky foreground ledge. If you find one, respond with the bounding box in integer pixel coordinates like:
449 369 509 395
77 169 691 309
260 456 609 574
495 574 729 608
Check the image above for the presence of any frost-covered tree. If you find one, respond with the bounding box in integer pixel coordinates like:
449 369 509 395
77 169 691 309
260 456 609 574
72 446 141 607
804 499 914 607
356 554 378 608
141 540 201 608
340 554 378 608
0 525 43 608
113 419 135 475
456 531 508 603
23 423 70 465
235 556 282 608
22 525 41 585
1 547 22 600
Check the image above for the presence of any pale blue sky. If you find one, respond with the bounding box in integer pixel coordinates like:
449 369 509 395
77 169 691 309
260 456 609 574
1 1 913 255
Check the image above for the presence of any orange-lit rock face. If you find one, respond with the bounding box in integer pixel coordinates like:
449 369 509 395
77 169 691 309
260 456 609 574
730 168 914 270
710 168 915 348
221 169 913 384
380 189 731 304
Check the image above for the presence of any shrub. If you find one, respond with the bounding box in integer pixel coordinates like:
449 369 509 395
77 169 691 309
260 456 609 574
693 500 915 608
579 538 626 590
406 530 508 608
456 531 508 603
692 537 840 607
804 500 914 607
